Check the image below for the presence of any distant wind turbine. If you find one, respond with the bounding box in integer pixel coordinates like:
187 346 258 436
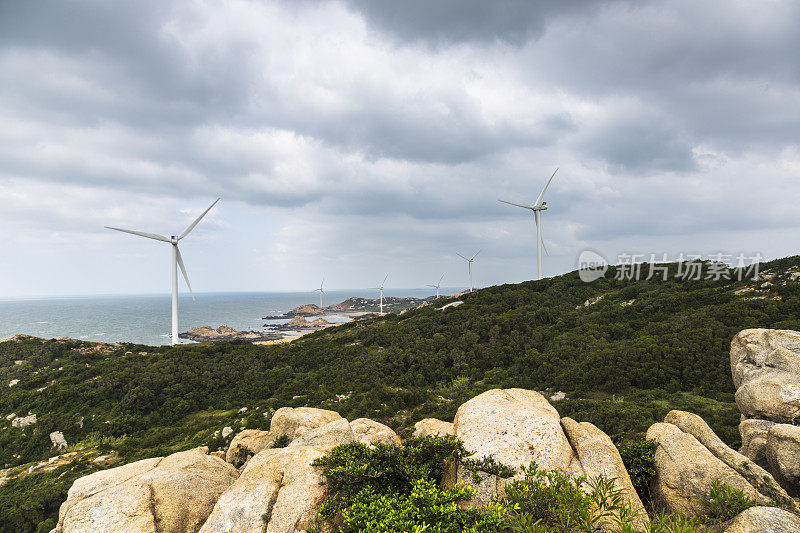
427 273 445 298
369 275 388 315
313 278 325 308
457 251 481 292
499 168 558 280
105 198 220 345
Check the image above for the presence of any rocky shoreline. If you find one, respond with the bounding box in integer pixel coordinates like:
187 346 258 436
178 325 282 343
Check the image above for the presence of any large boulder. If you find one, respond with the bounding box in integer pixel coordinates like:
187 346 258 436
646 422 766 517
289 418 354 447
350 418 401 447
443 388 574 505
765 423 800 496
412 418 453 438
226 429 276 468
270 407 342 441
731 329 800 423
739 419 777 467
199 446 329 533
561 418 648 529
723 506 800 532
53 447 239 533
664 410 797 513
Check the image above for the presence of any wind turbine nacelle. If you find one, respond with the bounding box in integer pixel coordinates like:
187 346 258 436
534 203 548 211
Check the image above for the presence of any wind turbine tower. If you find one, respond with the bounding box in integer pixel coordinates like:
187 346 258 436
499 168 558 280
427 273 445 298
105 198 220 345
313 278 325 308
369 275 388 315
457 251 481 292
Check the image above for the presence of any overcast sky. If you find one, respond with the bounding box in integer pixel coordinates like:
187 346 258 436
0 0 798 298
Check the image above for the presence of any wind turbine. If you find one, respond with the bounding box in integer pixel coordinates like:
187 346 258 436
105 198 220 345
369 275 388 315
313 278 325 308
499 168 558 280
457 251 481 292
427 273 445 298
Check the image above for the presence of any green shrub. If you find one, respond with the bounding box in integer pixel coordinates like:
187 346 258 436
338 478 509 533
272 434 290 448
504 462 643 533
613 434 657 505
701 479 760 523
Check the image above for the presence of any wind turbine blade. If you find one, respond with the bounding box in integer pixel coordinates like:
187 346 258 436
471 250 482 261
178 198 220 240
381 274 388 288
175 246 194 300
498 199 534 209
439 273 445 284
534 168 558 206
104 226 171 243
456 253 469 261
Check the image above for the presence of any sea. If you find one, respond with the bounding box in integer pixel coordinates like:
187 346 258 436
0 288 455 346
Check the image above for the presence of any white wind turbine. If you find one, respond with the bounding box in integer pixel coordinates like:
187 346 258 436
499 168 558 280
369 275 388 315
427 273 445 298
457 251 481 292
313 278 325 308
105 198 220 345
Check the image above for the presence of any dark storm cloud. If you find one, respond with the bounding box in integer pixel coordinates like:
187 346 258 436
342 0 599 46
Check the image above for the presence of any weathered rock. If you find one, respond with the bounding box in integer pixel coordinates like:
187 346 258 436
443 388 574 505
561 418 648 528
221 426 234 438
50 431 68 452
11 413 36 427
270 406 342 441
731 329 800 423
199 446 328 533
723 505 800 532
766 423 800 496
226 429 276 467
53 447 239 533
412 418 453 438
350 418 401 447
289 417 354 447
740 419 777 467
646 422 766 517
664 410 797 513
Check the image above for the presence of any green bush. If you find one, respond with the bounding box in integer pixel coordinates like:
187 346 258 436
504 462 643 532
701 479 760 523
613 434 657 505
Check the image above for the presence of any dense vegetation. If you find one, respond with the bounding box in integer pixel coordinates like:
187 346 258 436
312 437 758 532
2 256 800 531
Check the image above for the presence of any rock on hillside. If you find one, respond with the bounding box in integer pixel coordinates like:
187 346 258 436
412 418 453 438
52 447 238 533
269 406 342 441
442 388 576 505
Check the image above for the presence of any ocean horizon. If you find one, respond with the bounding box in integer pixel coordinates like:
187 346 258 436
0 288 459 346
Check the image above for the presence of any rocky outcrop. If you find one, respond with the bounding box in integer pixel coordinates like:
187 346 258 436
179 325 279 343
561 418 648 528
10 412 36 427
723 506 800 532
50 431 68 452
199 446 328 533
663 410 797 513
270 407 342 441
350 418 401 447
731 329 800 423
226 429 276 468
412 418 453 438
443 388 575 505
739 418 776 467
289 417 354 447
646 422 768 517
53 447 239 533
765 423 800 496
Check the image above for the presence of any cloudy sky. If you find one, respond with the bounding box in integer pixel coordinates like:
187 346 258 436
0 0 798 297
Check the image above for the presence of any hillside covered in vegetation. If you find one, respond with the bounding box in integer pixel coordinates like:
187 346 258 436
3 256 800 531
